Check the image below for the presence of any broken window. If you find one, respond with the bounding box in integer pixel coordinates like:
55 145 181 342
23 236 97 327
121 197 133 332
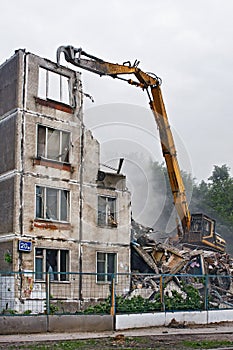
96 252 117 282
97 196 117 227
35 248 69 281
38 67 70 105
37 125 70 163
36 186 70 222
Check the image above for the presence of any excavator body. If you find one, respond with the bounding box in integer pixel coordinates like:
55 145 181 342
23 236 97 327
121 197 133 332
183 213 225 252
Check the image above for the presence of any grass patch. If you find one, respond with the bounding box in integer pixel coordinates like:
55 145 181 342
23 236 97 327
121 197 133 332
4 337 233 350
5 339 100 349
182 339 233 349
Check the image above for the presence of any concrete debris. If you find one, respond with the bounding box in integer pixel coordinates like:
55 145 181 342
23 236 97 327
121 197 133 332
131 220 233 308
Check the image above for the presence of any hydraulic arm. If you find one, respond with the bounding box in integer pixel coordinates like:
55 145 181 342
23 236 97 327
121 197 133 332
57 45 191 234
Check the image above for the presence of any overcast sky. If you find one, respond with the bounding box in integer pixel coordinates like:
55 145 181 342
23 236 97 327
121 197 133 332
1 0 233 185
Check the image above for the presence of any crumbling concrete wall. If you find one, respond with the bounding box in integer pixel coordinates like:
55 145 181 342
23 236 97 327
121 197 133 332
0 50 24 116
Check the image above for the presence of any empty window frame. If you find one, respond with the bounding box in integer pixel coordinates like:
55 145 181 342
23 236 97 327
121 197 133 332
35 248 69 281
37 125 70 163
96 252 117 282
38 67 70 105
36 186 70 222
97 196 117 227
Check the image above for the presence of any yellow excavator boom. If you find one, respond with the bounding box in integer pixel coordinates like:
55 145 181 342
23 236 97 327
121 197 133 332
56 45 195 236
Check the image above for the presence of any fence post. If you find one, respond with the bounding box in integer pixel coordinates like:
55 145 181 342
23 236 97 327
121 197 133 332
204 274 208 311
160 275 165 311
110 275 115 316
46 272 50 315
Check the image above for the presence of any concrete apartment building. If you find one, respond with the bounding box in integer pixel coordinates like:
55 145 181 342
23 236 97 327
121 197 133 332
0 49 131 312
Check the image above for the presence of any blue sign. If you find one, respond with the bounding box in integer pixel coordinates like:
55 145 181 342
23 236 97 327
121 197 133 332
19 240 32 252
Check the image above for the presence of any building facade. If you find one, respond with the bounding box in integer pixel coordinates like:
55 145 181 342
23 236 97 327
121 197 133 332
0 50 131 312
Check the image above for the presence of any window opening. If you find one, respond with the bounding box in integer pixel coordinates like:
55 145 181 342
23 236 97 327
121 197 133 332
98 196 117 227
38 67 70 105
97 252 117 282
35 248 43 280
37 125 70 163
36 186 70 222
35 248 69 281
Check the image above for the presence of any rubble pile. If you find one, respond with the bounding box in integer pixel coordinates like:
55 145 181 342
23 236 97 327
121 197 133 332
130 220 233 309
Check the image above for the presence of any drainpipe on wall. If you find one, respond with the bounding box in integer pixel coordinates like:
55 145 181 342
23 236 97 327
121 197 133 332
74 73 84 300
18 50 28 298
19 50 28 272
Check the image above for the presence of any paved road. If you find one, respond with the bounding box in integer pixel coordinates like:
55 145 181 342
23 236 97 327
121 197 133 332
0 324 233 344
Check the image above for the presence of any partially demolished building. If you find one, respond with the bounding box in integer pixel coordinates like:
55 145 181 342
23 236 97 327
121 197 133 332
1 49 233 315
0 50 131 308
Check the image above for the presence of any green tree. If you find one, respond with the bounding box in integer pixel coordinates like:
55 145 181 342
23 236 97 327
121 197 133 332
207 165 233 226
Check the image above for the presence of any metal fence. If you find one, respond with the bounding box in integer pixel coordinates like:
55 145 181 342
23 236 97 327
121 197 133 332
0 271 233 316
